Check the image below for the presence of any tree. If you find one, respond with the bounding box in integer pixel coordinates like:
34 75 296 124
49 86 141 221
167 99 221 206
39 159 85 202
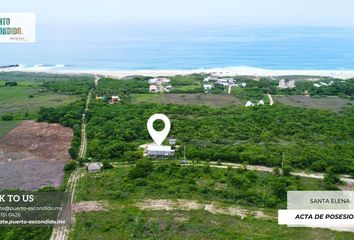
102 160 113 169
5 81 17 86
64 161 77 172
324 167 341 189
282 166 292 176
128 159 153 179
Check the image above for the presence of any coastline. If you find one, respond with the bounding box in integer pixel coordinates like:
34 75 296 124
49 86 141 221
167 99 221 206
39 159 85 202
1 66 354 79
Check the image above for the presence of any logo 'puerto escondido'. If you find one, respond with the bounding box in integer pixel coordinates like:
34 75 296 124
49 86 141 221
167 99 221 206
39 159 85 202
0 13 35 43
0 17 22 35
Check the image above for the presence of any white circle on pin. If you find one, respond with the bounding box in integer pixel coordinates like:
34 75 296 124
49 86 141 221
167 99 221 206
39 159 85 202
147 114 171 145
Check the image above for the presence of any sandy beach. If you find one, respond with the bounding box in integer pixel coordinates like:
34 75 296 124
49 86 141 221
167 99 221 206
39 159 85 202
2 66 354 79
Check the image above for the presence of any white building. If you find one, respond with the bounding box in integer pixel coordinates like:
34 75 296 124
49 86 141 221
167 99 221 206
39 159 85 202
87 162 103 173
217 78 235 86
278 79 296 89
203 84 214 92
149 85 158 93
149 77 170 84
314 81 334 88
148 78 158 84
204 76 219 82
147 145 175 157
240 82 247 87
245 101 255 107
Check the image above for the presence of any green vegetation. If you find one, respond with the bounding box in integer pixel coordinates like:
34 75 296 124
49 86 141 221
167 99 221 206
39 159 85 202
0 120 21 137
0 227 51 240
130 93 243 107
72 163 352 239
83 101 354 175
38 100 86 159
71 208 354 240
2 73 352 239
0 72 93 120
273 95 353 112
96 77 150 98
76 162 327 208
231 77 354 100
170 74 204 93
42 78 93 95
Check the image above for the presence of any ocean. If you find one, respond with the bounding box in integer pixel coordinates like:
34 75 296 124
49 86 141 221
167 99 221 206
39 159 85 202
1 25 354 71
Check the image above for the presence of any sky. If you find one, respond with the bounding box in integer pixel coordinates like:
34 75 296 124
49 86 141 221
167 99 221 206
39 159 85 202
1 0 354 27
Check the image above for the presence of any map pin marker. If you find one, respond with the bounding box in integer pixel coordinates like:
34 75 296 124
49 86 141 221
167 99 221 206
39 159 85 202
147 114 171 145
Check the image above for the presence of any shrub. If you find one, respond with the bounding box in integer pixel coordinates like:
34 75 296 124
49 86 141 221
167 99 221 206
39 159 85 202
128 159 153 179
5 81 18 86
64 161 77 172
102 160 113 169
1 114 14 121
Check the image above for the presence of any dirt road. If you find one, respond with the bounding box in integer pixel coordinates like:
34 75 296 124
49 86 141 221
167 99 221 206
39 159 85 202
267 94 274 106
50 78 96 240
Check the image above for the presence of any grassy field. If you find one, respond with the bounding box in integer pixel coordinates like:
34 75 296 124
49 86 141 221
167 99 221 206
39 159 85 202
0 85 79 117
130 93 243 107
0 74 86 119
0 120 21 137
71 164 354 239
71 207 354 240
273 95 353 112
169 74 204 93
74 164 327 207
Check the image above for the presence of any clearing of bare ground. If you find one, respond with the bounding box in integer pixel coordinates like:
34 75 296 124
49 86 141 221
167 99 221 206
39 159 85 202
273 95 353 112
0 121 73 190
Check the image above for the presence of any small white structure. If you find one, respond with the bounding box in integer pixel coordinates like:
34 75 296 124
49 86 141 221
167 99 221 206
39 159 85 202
149 85 158 93
245 101 255 107
204 76 219 82
149 77 171 93
87 162 103 173
217 78 235 86
148 78 158 84
240 82 247 87
278 79 296 89
111 96 120 101
313 81 334 88
147 145 175 157
257 100 265 105
149 77 170 84
168 138 177 145
203 84 214 92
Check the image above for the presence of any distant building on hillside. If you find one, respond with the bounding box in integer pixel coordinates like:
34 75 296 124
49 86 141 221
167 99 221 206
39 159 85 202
148 77 171 93
149 77 170 84
314 81 334 88
146 144 175 158
278 79 296 89
203 84 214 92
108 95 120 104
149 85 158 92
204 76 219 82
217 78 235 86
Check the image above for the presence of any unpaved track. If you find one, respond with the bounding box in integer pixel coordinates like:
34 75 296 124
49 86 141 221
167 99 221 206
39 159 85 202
135 199 273 220
50 77 96 240
267 94 274 106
